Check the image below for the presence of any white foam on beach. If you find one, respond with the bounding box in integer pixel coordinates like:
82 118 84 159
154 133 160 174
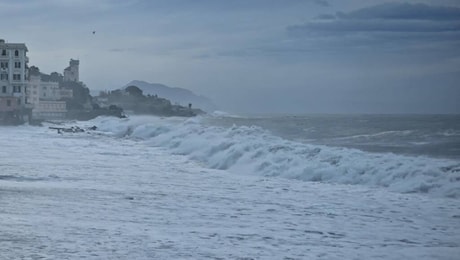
90 115 460 198
1 121 459 259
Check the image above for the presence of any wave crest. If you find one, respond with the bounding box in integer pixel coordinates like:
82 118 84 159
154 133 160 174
91 116 460 198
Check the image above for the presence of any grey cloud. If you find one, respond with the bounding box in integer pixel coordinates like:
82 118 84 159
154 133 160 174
288 3 460 34
288 20 460 34
314 0 329 7
338 2 460 21
286 2 460 50
109 48 128 52
316 14 336 20
209 2 460 60
133 0 329 12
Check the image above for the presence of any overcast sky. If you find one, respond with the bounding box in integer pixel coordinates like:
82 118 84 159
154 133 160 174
1 0 459 114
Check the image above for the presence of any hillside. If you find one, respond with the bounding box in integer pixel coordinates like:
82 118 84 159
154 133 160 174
124 80 217 112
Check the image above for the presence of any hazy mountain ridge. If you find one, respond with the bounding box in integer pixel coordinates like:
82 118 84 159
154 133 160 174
124 80 217 112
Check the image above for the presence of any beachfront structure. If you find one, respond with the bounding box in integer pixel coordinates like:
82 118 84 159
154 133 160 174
64 59 79 82
1 40 85 122
27 75 60 105
27 74 71 120
32 100 67 120
0 39 29 122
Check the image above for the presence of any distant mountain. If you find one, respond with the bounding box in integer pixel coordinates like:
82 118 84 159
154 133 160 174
124 80 217 112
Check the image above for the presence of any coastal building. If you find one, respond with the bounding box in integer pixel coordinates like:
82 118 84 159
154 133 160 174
27 74 71 120
63 59 79 82
62 58 93 110
0 39 29 123
1 40 89 123
32 100 67 120
28 74 61 105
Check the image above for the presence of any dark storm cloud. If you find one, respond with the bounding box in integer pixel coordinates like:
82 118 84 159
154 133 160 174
289 19 460 33
286 2 460 51
288 3 460 34
337 2 460 21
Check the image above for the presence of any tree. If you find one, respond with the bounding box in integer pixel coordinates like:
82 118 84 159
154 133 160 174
49 72 63 82
29 66 40 76
125 85 143 97
111 89 122 96
99 91 108 97
60 81 91 109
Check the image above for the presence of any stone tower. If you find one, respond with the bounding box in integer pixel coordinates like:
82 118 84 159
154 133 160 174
63 59 79 82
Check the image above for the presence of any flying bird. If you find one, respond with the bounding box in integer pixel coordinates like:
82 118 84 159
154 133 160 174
92 31 96 35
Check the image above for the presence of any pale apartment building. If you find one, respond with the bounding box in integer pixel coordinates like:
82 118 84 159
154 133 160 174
0 39 28 122
27 74 70 120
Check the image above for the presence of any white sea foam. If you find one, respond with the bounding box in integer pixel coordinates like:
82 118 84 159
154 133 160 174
3 123 460 259
89 116 460 198
210 110 242 118
333 130 414 140
440 129 460 137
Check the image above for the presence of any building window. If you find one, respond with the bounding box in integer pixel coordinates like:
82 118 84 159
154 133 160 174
1 50 6 56
2 86 6 93
0 62 8 69
13 86 21 93
0 74 7 80
14 62 21 68
7 99 11 106
13 74 21 81
15 50 19 56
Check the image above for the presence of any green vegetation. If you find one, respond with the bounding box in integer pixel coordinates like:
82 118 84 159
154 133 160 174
97 85 202 117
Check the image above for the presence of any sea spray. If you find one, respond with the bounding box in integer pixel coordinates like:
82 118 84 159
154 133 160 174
90 115 460 198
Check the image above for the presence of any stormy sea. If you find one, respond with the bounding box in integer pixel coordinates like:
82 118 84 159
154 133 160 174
1 114 459 259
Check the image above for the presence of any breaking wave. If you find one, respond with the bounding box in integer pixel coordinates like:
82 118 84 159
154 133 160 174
90 116 460 198
332 130 414 140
